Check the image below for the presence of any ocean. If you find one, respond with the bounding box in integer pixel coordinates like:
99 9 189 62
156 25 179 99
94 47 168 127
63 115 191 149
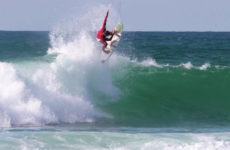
0 30 230 149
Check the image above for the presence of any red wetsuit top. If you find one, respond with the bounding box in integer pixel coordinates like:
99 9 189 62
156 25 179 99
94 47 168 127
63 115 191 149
97 11 109 46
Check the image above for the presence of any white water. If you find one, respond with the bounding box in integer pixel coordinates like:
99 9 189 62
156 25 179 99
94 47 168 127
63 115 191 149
135 58 212 70
0 34 103 127
1 130 230 150
0 5 121 127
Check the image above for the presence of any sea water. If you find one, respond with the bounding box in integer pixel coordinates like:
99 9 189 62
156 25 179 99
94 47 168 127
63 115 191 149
0 5 230 150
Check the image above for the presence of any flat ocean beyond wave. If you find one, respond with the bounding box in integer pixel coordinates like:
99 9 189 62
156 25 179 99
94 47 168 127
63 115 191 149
0 31 230 150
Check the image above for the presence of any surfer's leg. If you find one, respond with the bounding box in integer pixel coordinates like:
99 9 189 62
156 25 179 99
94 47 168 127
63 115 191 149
102 46 110 54
102 42 110 54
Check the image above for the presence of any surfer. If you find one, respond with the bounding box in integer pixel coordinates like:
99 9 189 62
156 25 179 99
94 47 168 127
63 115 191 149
97 10 117 53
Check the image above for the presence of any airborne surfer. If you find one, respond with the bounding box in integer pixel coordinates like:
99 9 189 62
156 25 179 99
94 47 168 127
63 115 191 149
97 10 117 53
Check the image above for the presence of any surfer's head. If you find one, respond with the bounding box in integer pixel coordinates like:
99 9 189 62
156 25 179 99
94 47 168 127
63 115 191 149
105 31 110 36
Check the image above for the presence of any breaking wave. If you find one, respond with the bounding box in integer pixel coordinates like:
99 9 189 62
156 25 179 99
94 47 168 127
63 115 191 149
0 5 229 128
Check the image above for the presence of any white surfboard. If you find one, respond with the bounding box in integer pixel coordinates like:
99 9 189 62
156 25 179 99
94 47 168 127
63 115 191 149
104 23 123 53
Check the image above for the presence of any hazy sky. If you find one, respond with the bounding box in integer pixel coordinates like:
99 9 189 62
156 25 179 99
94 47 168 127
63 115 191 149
0 0 229 31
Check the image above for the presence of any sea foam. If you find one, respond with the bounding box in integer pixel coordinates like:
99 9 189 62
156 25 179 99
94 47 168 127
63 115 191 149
0 5 120 127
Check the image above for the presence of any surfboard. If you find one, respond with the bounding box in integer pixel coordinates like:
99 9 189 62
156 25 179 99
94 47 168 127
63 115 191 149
104 23 123 53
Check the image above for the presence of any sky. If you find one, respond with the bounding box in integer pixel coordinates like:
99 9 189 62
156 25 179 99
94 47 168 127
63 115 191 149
0 0 229 31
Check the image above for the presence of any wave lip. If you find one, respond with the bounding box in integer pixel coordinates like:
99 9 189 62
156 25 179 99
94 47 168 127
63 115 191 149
139 58 163 68
179 62 211 70
199 63 211 70
179 62 193 69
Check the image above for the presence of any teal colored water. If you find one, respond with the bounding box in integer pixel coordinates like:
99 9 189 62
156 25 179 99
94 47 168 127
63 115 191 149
0 31 230 149
1 128 230 150
0 31 49 60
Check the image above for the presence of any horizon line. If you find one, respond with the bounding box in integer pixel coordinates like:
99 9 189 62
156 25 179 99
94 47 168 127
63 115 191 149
0 30 230 32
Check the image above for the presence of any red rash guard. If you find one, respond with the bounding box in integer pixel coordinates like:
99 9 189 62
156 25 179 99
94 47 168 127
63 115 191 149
97 11 109 46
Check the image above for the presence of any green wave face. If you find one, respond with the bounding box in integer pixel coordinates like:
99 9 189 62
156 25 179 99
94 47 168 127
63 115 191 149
97 65 230 127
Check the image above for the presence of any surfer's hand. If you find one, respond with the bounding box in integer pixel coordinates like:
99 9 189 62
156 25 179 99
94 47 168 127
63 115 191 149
112 30 118 34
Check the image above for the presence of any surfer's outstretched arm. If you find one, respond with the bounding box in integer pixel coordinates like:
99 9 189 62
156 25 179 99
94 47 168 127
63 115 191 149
102 11 109 30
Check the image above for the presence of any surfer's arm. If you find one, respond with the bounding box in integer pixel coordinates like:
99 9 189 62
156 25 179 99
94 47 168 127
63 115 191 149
102 11 109 30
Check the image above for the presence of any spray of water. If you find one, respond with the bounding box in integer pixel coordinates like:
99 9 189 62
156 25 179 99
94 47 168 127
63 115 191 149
0 4 121 127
